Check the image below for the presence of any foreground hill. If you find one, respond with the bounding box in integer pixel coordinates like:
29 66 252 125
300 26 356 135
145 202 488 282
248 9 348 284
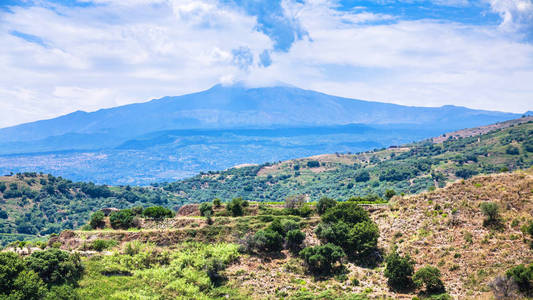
6 169 531 299
0 84 522 184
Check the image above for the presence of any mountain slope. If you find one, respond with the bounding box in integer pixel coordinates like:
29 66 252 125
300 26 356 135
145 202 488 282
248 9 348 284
0 84 520 146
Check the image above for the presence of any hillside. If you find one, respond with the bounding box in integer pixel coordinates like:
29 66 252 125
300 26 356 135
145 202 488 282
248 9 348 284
6 169 531 299
0 84 521 184
1 118 531 245
162 117 533 202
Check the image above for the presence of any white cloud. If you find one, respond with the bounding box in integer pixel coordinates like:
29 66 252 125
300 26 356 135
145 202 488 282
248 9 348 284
0 0 532 128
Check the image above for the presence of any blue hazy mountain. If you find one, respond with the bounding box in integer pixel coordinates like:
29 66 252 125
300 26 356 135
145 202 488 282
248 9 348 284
0 84 522 184
0 84 519 147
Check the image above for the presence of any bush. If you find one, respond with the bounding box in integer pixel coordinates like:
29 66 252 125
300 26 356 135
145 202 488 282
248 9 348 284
45 284 80 300
317 197 337 215
355 171 370 182
212 198 221 208
348 221 379 260
89 211 105 229
142 206 173 220
413 266 445 294
0 252 26 293
199 203 213 217
90 239 117 252
506 145 520 155
506 264 533 294
286 230 305 252
109 209 134 229
299 244 345 275
25 249 84 286
205 258 227 287
10 270 47 300
249 229 284 253
226 198 247 217
321 202 370 225
480 202 500 226
307 160 320 168
385 189 396 200
384 252 415 291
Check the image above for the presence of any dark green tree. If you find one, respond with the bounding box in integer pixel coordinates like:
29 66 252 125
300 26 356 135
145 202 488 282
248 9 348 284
316 197 337 215
413 266 445 294
26 249 84 286
299 243 345 275
384 251 415 291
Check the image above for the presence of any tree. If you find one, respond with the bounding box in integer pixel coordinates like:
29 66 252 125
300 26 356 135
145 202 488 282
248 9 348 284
286 230 305 252
226 198 247 217
317 197 337 215
89 211 105 229
0 252 25 293
480 202 500 226
250 229 284 253
385 189 396 200
26 249 84 286
506 264 533 294
9 270 47 300
143 206 174 220
299 244 345 275
212 198 221 208
384 252 415 291
321 202 370 226
348 220 380 260
109 209 134 229
413 266 445 294
355 171 370 182
199 203 214 217
307 160 320 168
506 145 520 155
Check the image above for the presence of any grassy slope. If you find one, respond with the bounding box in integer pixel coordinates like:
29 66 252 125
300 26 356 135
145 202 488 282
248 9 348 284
163 118 533 202
42 169 532 299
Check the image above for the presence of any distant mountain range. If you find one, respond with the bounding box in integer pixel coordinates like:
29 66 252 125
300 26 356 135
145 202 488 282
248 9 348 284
0 84 524 184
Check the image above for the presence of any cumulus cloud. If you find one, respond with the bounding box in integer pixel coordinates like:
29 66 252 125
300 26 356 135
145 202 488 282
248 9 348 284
0 0 532 128
487 0 533 37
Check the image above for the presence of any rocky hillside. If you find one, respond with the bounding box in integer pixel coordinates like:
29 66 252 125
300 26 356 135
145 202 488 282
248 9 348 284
40 169 533 299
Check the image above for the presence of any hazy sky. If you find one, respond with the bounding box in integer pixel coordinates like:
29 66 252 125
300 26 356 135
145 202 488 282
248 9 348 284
0 0 532 128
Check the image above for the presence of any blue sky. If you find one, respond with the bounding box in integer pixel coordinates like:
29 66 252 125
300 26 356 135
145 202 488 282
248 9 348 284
0 0 532 127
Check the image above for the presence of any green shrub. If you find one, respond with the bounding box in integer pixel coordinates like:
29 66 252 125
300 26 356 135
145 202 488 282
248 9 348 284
10 270 47 300
413 266 445 294
109 209 134 229
226 198 247 217
286 230 305 252
321 202 370 225
213 198 221 208
506 145 520 155
89 211 105 229
315 220 379 261
480 202 500 226
385 189 396 200
299 243 345 275
142 206 173 220
90 239 117 252
248 229 284 253
199 203 213 217
26 249 84 286
317 197 337 215
0 252 26 293
307 160 320 168
45 284 80 300
384 251 415 291
506 264 533 294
